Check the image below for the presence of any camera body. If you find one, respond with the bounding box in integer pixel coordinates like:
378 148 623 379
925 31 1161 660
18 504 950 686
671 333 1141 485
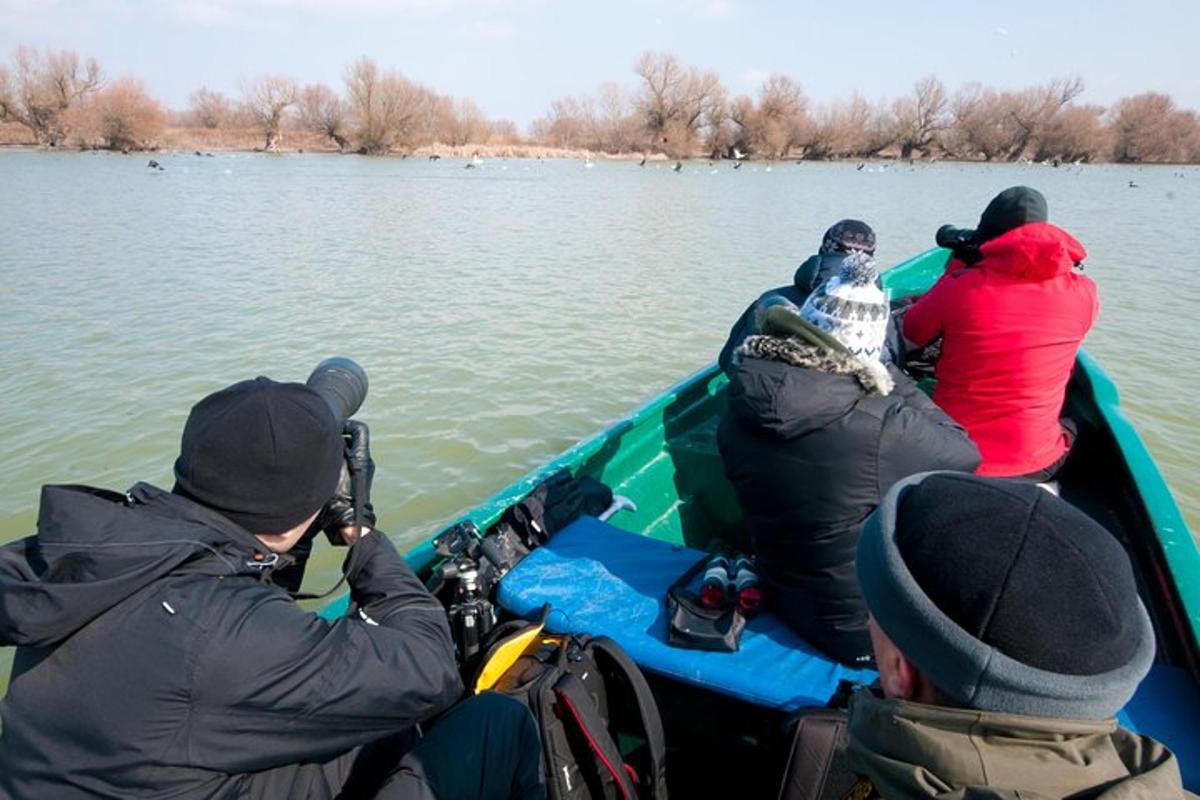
429 519 532 661
432 521 497 659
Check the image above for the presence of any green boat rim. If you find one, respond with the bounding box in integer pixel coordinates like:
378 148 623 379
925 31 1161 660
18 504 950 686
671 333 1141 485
1074 348 1200 636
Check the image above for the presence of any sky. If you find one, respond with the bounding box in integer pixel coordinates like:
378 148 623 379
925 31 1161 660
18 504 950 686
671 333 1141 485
1 0 1196 127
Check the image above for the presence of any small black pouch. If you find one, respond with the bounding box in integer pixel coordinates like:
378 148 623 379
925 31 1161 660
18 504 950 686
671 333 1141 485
666 555 745 653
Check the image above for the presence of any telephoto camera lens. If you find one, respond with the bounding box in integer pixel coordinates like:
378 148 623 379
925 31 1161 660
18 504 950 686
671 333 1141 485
935 225 977 251
306 357 368 427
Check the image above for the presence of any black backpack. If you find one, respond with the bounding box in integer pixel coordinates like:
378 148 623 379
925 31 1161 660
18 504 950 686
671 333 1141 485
493 469 614 548
474 618 667 800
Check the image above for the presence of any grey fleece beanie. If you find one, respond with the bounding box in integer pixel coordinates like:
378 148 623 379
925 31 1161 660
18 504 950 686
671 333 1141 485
856 472 1155 720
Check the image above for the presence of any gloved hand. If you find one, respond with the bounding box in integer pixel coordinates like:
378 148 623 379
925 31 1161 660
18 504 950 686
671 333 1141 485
322 419 377 545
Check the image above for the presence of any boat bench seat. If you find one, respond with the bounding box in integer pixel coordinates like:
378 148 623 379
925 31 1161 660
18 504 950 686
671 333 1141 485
497 515 876 711
497 516 1200 790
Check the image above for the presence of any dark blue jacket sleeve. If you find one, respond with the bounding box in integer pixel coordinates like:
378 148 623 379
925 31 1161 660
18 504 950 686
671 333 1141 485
185 532 462 773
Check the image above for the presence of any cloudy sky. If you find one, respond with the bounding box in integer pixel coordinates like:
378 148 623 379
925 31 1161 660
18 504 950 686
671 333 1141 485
1 0 1195 125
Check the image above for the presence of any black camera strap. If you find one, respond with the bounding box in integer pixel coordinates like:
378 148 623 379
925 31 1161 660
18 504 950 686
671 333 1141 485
352 463 368 534
288 572 349 602
285 517 357 602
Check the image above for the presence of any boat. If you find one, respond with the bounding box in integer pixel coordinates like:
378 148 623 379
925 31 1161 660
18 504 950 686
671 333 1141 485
322 247 1200 796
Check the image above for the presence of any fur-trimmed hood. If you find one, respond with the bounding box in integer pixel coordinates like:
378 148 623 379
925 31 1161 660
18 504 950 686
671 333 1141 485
727 333 898 441
737 335 894 395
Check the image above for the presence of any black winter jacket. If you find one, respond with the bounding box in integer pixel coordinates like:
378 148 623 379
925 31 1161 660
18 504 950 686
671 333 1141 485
717 336 980 665
0 483 462 799
718 252 904 376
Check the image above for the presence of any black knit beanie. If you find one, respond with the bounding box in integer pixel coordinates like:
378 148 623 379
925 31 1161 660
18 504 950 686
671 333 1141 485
173 377 345 535
819 219 876 255
975 186 1048 244
857 472 1154 720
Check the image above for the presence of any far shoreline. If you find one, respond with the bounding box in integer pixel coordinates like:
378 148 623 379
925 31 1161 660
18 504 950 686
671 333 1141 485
5 142 1199 168
3 129 1199 167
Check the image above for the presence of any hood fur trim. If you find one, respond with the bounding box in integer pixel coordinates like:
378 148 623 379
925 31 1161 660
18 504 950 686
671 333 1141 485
737 334 894 396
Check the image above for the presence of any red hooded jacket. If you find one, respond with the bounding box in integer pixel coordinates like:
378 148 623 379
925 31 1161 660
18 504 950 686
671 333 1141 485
903 223 1099 477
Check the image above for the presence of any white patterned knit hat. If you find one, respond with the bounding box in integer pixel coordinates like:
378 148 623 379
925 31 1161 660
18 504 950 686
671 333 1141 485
800 251 889 362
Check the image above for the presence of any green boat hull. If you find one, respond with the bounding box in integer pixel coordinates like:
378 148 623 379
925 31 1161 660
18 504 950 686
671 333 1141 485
325 246 1200 676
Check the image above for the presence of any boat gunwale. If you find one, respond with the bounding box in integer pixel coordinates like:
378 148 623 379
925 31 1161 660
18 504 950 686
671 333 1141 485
1072 349 1200 659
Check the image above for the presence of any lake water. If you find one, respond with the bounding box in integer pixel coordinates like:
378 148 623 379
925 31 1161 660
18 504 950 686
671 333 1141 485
1 150 1198 689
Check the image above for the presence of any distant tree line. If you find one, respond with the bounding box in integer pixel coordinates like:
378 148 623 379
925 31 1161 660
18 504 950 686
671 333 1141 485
534 52 1200 164
193 59 519 153
2 45 1198 163
0 48 517 153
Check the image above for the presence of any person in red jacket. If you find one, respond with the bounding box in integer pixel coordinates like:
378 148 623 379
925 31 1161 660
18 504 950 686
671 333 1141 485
902 186 1099 479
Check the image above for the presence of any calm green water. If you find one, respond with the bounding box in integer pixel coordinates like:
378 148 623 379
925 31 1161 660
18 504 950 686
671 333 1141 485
1 151 1198 689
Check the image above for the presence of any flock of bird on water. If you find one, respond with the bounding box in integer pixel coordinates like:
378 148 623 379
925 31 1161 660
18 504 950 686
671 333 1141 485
140 152 1192 186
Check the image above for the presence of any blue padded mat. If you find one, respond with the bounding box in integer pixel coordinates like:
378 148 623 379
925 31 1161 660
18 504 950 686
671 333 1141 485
499 517 1200 791
1118 662 1200 789
498 516 876 711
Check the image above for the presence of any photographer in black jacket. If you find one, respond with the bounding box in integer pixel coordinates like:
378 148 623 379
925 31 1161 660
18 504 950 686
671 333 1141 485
0 375 543 800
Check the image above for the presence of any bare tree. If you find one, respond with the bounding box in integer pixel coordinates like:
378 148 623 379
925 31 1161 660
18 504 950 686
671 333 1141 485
892 76 947 159
945 83 1013 160
1004 76 1085 160
1109 92 1200 163
428 95 489 146
344 57 430 154
595 81 642 153
633 51 723 157
0 46 102 145
758 74 806 121
428 93 454 144
634 51 681 149
1179 111 1200 164
487 118 521 145
811 94 894 158
532 94 596 149
734 73 807 158
297 82 349 151
448 97 490 146
188 86 234 129
942 77 1090 162
1035 104 1111 163
705 90 736 158
240 75 296 151
70 77 165 151
795 106 836 160
530 83 644 153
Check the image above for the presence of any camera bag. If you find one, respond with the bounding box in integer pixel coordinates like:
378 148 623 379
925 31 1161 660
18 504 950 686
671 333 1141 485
472 612 667 800
776 683 871 800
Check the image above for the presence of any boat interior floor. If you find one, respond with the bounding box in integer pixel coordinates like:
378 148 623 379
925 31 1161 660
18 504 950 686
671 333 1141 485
497 515 1200 793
